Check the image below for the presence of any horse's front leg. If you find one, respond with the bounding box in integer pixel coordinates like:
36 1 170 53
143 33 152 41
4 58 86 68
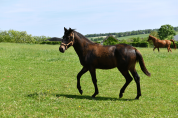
153 47 156 52
89 68 99 98
157 48 160 52
167 47 170 52
77 67 88 95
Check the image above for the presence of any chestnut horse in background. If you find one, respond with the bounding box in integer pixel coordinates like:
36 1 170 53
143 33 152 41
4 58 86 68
59 27 151 99
148 35 176 52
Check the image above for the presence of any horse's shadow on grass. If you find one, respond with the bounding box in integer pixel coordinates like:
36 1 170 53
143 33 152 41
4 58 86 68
27 92 135 101
55 94 135 101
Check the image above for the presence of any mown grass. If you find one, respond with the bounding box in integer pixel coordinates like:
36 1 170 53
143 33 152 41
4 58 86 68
0 43 178 117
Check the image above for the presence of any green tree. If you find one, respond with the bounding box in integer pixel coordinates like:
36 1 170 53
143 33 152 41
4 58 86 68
119 39 127 44
150 31 159 38
133 37 141 42
103 36 119 45
0 29 36 43
158 24 176 40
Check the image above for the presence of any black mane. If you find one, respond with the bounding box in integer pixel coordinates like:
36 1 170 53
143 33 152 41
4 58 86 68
74 31 94 44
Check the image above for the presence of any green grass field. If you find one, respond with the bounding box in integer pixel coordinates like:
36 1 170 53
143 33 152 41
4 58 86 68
0 43 178 117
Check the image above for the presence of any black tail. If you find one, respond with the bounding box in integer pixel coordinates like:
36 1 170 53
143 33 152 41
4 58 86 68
136 49 151 77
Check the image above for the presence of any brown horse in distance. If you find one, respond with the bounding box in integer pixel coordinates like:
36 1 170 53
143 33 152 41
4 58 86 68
148 35 176 52
59 27 151 99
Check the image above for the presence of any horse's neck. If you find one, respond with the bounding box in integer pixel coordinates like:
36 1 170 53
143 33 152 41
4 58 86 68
73 37 92 57
152 38 157 43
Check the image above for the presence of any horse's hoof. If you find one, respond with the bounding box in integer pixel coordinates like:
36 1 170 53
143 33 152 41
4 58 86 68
92 94 96 98
119 93 123 98
135 96 140 100
79 90 83 95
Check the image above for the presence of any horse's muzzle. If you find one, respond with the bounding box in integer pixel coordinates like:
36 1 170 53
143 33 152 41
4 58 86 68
59 47 65 53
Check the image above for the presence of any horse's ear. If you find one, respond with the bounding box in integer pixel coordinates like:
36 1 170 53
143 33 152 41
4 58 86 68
69 28 73 32
64 27 68 32
68 28 74 33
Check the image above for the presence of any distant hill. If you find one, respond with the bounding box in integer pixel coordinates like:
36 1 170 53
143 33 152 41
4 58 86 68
85 26 178 38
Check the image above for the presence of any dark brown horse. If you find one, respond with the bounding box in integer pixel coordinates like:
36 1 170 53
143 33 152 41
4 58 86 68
59 27 151 99
147 35 176 52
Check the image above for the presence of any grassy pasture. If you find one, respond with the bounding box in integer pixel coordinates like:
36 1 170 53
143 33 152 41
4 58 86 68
0 43 178 117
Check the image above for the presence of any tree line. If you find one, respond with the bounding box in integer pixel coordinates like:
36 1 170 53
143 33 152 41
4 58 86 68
85 26 178 38
90 24 177 43
0 29 51 43
0 24 177 44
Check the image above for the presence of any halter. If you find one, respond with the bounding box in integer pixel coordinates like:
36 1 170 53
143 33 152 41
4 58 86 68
61 32 74 49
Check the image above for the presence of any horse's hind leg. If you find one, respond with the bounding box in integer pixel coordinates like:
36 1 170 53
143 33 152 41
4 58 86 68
130 69 141 99
118 69 133 98
89 68 99 98
77 67 88 95
168 46 172 52
167 46 171 52
167 47 169 52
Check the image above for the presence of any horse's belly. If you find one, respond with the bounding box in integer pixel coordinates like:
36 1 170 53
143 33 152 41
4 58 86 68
95 58 117 69
157 41 167 47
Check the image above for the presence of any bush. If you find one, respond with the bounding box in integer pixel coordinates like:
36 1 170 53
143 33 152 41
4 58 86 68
130 42 149 47
40 41 61 45
118 39 129 44
133 37 141 42
93 41 100 44
103 36 119 45
0 29 51 44
139 42 149 47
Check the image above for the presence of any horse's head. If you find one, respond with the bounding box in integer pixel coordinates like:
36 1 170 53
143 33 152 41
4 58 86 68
59 27 75 53
147 35 154 42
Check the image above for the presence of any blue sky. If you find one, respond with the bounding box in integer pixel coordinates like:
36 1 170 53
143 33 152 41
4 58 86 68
0 0 178 37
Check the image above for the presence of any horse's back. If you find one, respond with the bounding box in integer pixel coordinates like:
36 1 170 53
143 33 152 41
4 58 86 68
156 39 171 47
85 44 137 70
115 44 136 56
96 43 136 59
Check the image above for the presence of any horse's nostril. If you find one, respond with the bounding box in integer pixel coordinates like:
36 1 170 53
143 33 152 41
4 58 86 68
59 48 62 52
59 47 65 53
